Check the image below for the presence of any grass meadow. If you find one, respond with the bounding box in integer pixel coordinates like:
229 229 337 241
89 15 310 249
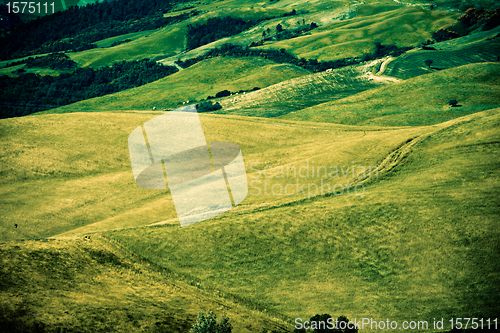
1 0 499 331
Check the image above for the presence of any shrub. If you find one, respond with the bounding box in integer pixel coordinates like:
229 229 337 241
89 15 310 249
190 310 232 333
309 314 334 332
196 100 222 112
215 90 231 98
432 28 460 42
448 99 458 106
425 59 433 68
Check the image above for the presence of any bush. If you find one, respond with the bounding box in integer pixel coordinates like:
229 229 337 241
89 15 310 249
309 314 334 332
196 100 222 112
448 99 458 106
190 310 232 333
432 28 460 42
215 90 231 98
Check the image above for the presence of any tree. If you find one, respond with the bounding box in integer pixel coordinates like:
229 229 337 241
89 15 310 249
448 99 458 107
309 314 334 332
190 310 232 333
276 23 283 32
197 100 222 112
334 315 358 333
310 22 318 29
424 59 433 68
215 90 231 98
432 28 459 42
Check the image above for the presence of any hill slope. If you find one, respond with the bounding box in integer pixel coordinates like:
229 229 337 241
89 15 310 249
41 56 311 113
108 108 500 328
282 62 500 126
0 236 288 332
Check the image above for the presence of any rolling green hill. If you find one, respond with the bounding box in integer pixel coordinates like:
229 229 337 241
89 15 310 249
257 5 458 62
41 56 312 112
385 32 500 80
106 107 500 329
0 236 288 332
2 0 499 331
211 62 390 118
282 63 500 126
3 106 499 332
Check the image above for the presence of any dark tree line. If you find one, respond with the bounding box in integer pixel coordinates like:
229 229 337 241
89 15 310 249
176 42 412 73
185 8 298 51
186 17 262 50
432 7 500 42
6 53 77 70
0 1 196 60
0 59 178 119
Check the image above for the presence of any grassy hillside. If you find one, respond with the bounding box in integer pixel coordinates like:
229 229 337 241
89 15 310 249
0 236 288 332
108 108 500 329
68 23 187 68
2 0 499 331
1 109 428 241
41 56 311 112
3 106 498 331
258 5 458 61
385 33 500 79
210 62 390 118
39 1 458 70
282 63 500 126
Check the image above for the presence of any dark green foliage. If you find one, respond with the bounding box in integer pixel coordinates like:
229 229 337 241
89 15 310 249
274 22 317 41
175 42 411 73
196 100 222 112
425 59 434 68
310 314 334 332
189 310 232 333
431 7 500 43
335 315 358 333
215 90 231 98
448 99 458 106
186 17 261 50
20 53 78 70
0 59 178 119
484 8 500 30
433 28 460 42
0 1 198 60
276 23 283 32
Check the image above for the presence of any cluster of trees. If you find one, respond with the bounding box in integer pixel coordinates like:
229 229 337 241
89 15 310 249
186 17 262 50
176 42 412 73
6 52 78 70
186 8 300 51
0 0 197 60
207 87 260 100
0 59 178 119
432 7 500 42
270 22 318 42
196 100 223 112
